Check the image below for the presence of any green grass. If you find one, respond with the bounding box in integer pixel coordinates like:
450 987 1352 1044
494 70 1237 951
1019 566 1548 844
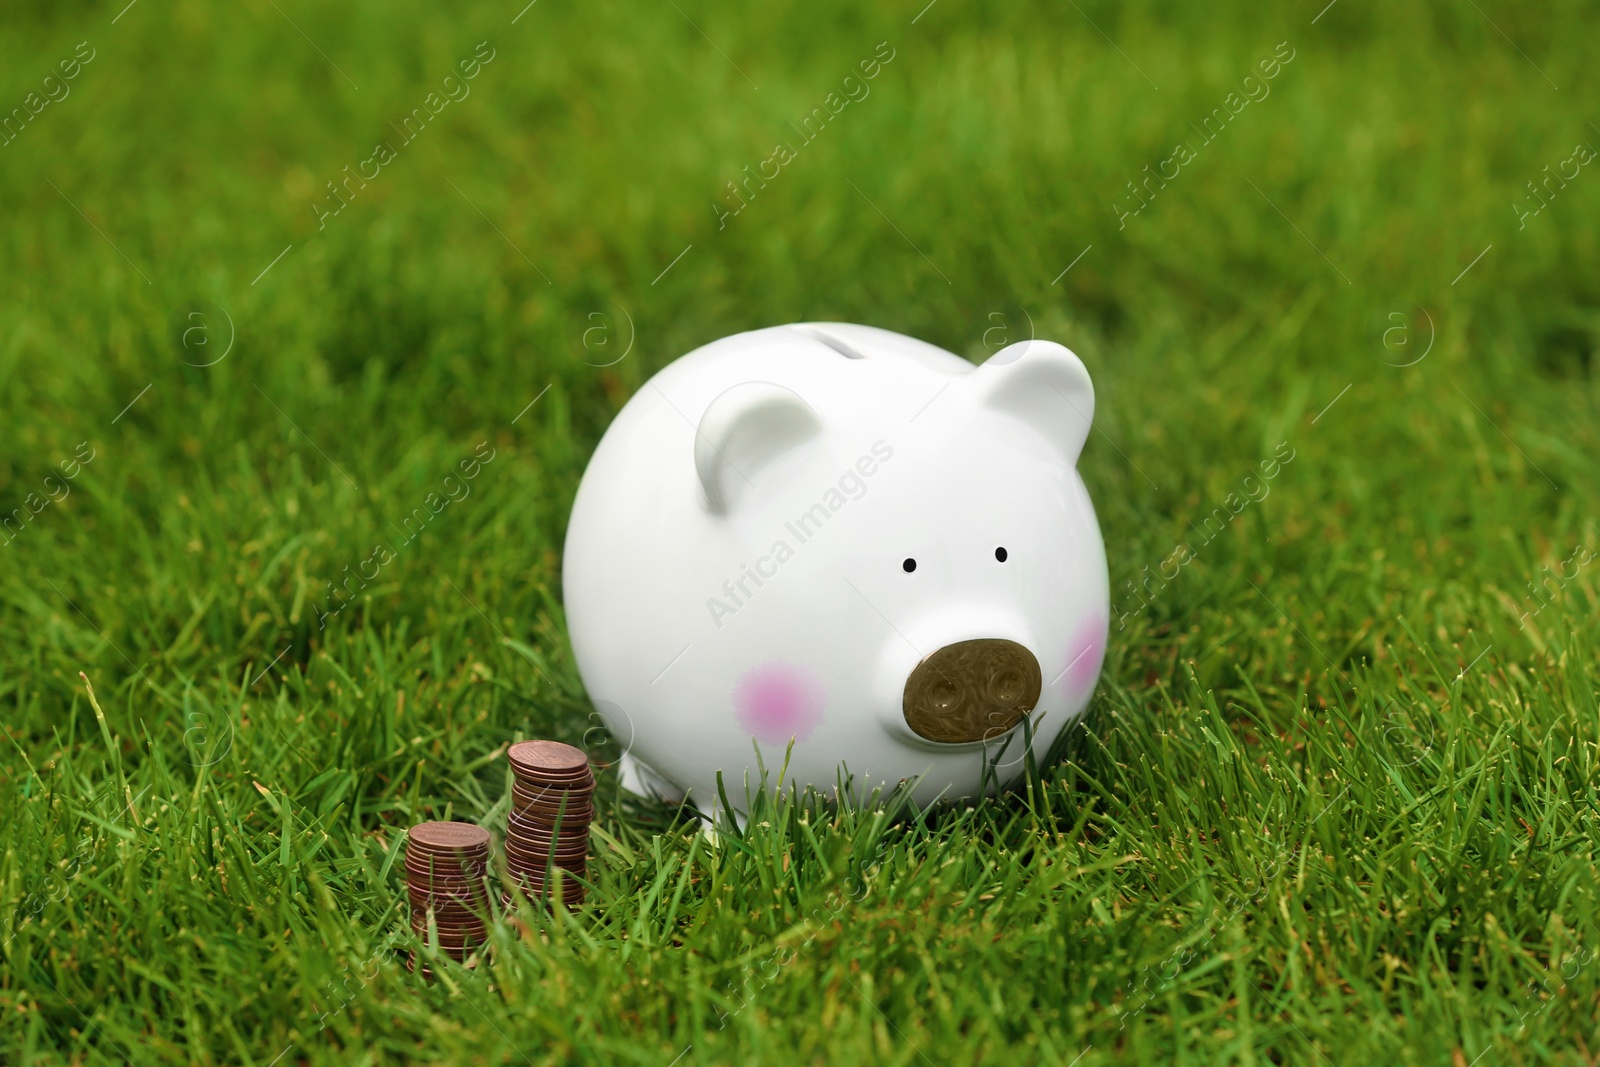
3 0 1599 1062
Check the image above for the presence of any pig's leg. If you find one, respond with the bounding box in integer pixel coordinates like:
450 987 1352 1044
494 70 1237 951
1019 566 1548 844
695 794 748 846
617 752 686 803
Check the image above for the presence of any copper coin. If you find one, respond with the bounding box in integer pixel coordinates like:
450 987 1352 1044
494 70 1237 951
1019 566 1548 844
505 875 586 894
504 854 587 874
411 901 489 923
405 875 490 894
508 791 595 817
412 915 487 935
510 772 594 793
506 816 588 836
506 814 590 836
411 923 487 942
510 781 594 800
406 839 489 860
508 814 592 833
510 799 594 821
507 813 591 839
404 866 487 890
504 863 588 886
505 860 587 882
504 836 587 859
416 939 482 957
511 768 594 787
505 838 588 861
506 857 587 876
503 888 585 909
406 884 486 903
414 936 485 955
403 863 483 889
407 823 491 847
508 793 593 815
509 768 592 786
404 864 487 886
508 740 590 776
505 825 586 844
505 825 588 844
410 902 489 922
411 915 488 935
503 879 586 900
502 889 585 909
404 849 488 870
508 816 592 839
404 852 488 875
409 883 489 901
505 879 586 900
507 811 592 834
408 821 491 853
411 924 487 945
407 894 489 912
504 840 588 864
405 877 486 896
410 890 488 908
505 829 589 853
407 885 489 906
511 771 593 791
510 784 595 810
400 863 486 883
509 811 593 834
409 927 483 947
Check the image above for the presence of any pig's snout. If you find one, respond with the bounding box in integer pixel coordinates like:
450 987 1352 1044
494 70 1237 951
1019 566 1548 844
901 638 1042 744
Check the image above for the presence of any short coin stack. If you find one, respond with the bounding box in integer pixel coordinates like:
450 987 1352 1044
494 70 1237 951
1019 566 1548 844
405 821 491 975
503 740 594 909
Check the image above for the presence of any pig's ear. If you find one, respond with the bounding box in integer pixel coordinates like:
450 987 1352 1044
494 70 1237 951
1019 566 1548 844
695 382 823 513
971 339 1094 465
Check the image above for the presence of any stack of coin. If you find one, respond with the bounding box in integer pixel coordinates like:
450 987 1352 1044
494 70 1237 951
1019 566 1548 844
503 740 594 909
405 821 491 974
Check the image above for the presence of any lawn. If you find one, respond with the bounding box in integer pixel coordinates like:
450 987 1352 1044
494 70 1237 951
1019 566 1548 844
2 0 1599 1063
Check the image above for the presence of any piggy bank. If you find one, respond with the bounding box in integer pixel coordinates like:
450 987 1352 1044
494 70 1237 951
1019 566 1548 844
562 323 1109 817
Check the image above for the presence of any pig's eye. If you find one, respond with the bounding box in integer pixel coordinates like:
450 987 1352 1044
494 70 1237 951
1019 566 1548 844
902 558 917 573
995 547 1008 562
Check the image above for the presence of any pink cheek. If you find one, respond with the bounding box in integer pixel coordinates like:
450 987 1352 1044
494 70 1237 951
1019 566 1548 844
733 662 826 745
1058 612 1108 698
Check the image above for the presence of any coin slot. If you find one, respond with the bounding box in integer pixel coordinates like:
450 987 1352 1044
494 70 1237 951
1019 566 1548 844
792 325 866 359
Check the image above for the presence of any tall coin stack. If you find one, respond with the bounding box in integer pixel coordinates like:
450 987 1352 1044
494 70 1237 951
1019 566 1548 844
503 740 594 909
405 821 491 975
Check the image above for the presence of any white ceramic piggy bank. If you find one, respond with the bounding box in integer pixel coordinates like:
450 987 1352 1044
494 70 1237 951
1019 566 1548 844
562 323 1108 817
